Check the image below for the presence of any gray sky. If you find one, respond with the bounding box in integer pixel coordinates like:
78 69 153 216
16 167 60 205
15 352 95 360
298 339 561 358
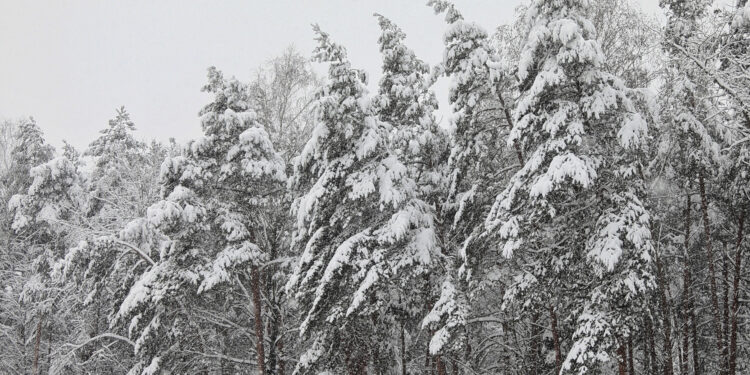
0 0 662 151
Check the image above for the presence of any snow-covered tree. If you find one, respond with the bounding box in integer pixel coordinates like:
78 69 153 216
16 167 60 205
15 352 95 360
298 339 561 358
61 67 286 374
2 120 56 373
372 13 449 373
286 25 440 374
84 107 151 222
5 119 85 374
485 0 655 373
5 119 54 195
41 108 169 373
421 3 522 370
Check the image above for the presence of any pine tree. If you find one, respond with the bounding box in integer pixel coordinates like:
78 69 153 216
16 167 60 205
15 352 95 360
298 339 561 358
84 106 149 222
286 25 439 374
62 67 287 374
373 14 448 373
3 120 55 373
7 120 84 374
6 119 54 196
484 0 655 372
423 2 518 368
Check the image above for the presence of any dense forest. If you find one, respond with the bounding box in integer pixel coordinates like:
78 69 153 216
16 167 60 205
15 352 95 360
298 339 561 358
2 0 750 374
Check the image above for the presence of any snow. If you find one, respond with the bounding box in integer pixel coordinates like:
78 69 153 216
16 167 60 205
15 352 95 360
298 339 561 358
120 218 151 244
354 118 381 160
199 242 262 293
618 114 648 148
347 266 379 316
421 278 467 355
528 153 596 198
733 3 750 28
142 356 160 375
115 264 167 324
146 200 182 229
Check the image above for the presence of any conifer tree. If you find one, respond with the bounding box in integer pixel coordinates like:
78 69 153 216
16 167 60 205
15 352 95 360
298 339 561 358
423 2 518 367
485 0 655 372
7 120 83 374
85 106 150 222
286 25 439 374
373 14 448 373
62 67 286 374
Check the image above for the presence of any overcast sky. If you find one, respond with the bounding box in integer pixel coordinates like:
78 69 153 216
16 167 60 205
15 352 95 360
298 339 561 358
0 0 662 151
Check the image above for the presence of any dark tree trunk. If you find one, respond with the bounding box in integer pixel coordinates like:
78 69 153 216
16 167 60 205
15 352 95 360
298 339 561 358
728 213 745 375
46 324 51 375
267 320 277 375
401 320 406 375
628 337 635 375
618 344 627 375
496 92 524 166
425 336 431 375
251 266 266 375
277 337 285 375
681 193 693 375
20 310 27 373
722 242 730 372
692 301 700 375
32 315 43 375
436 356 447 375
529 312 541 375
549 305 562 375
656 249 674 375
698 172 724 373
645 313 657 375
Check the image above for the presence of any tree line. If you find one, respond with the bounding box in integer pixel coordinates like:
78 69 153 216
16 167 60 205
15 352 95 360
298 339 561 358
1 0 749 374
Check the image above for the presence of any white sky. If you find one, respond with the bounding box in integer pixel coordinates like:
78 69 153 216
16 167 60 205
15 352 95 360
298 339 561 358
0 0 662 151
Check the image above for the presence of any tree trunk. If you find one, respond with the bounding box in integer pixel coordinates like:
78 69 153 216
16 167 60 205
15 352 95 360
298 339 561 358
251 266 266 375
628 337 635 375
436 356 447 375
496 92 524 166
425 335 432 375
529 312 541 375
698 172 724 373
722 242 730 372
370 297 382 375
19 310 27 373
692 299 700 375
681 193 693 375
549 305 562 375
220 330 229 375
32 315 43 375
267 319 277 375
46 324 52 375
277 336 285 375
618 344 627 375
401 320 407 375
728 212 745 375
645 313 657 375
655 248 674 375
